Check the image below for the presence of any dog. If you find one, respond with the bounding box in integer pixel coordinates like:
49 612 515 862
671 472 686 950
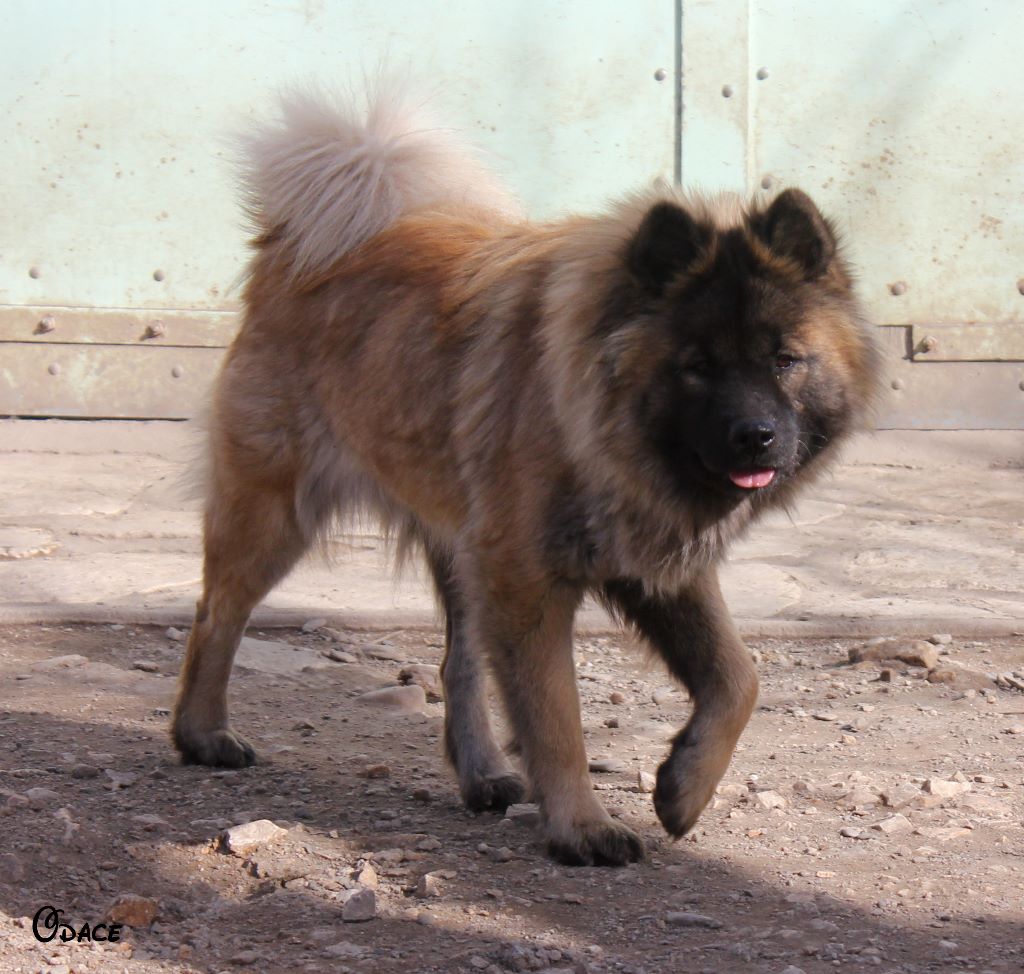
172 83 880 865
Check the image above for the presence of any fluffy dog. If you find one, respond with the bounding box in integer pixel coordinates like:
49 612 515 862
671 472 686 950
172 84 879 865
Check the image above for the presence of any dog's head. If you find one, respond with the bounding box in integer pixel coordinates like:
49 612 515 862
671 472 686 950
581 189 880 517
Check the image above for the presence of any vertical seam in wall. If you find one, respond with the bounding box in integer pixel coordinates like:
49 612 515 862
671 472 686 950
744 0 756 194
674 0 684 186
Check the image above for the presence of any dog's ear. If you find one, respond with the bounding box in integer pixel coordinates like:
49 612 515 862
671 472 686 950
628 202 710 295
752 188 837 279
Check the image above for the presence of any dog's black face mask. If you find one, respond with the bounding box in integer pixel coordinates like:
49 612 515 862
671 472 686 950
624 192 853 509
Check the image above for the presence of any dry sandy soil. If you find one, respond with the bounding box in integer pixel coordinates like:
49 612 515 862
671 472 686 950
1 623 1022 974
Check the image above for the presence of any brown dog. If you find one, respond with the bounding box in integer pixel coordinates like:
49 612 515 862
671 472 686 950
172 84 879 865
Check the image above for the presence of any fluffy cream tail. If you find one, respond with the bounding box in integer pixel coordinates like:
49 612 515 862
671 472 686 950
238 80 520 282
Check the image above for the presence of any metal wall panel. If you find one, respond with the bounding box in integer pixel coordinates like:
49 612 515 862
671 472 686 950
3 1 1023 426
680 0 1024 427
0 0 676 313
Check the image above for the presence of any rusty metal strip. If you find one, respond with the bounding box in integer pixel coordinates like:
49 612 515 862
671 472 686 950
910 323 1024 362
877 327 1024 429
0 306 240 348
0 343 226 419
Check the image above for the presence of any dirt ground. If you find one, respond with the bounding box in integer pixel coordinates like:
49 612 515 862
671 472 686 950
1 623 1022 974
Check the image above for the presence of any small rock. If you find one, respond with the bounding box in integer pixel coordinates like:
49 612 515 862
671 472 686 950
505 803 541 828
132 660 160 673
0 854 25 882
604 717 619 728
811 712 837 722
416 836 442 851
839 827 866 839
354 862 378 888
70 763 100 780
652 686 677 705
752 790 787 810
412 787 433 803
780 967 807 974
221 819 287 855
230 949 260 966
588 757 627 774
609 692 625 705
416 872 445 898
665 911 723 929
872 814 913 834
399 664 443 701
166 627 186 641
959 795 1013 818
356 685 427 713
1005 724 1024 736
880 782 921 809
341 887 376 922
848 639 939 670
103 770 138 791
928 634 953 645
302 618 328 633
324 648 358 663
843 785 882 807
926 669 957 684
637 771 656 794
24 787 60 808
106 894 159 927
923 778 972 799
361 763 391 779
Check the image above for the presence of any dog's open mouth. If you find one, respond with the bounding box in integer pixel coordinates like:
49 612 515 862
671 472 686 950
728 468 776 490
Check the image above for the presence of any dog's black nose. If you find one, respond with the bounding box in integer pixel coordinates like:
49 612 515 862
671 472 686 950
730 419 776 452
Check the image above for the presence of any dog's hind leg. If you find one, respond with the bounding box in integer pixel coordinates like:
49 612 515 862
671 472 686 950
172 478 311 768
424 541 525 812
603 568 759 838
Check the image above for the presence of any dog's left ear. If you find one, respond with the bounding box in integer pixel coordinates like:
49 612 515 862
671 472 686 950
752 189 837 279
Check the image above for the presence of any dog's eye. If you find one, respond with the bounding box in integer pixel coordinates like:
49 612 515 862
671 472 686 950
774 353 799 371
680 360 712 377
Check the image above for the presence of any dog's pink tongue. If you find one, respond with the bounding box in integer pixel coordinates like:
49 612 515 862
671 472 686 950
729 469 776 489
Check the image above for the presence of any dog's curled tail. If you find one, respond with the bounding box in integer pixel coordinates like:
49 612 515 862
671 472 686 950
238 80 520 283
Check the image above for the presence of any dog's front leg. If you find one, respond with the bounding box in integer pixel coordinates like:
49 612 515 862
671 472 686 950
604 568 759 838
465 560 646 866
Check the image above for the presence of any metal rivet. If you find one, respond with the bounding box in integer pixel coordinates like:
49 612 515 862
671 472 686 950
153 269 165 282
48 363 61 376
171 365 183 378
721 84 734 98
37 315 56 334
919 336 938 354
28 266 41 279
891 378 905 391
1017 278 1024 296
653 68 667 82
756 66 770 80
760 175 774 190
889 281 908 296
145 320 166 339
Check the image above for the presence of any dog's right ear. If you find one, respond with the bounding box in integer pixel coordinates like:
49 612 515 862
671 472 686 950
627 202 710 295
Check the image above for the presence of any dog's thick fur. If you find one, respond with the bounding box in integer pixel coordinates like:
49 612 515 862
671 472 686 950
173 84 880 865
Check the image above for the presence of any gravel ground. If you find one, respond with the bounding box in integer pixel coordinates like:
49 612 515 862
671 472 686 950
1 623 1022 974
